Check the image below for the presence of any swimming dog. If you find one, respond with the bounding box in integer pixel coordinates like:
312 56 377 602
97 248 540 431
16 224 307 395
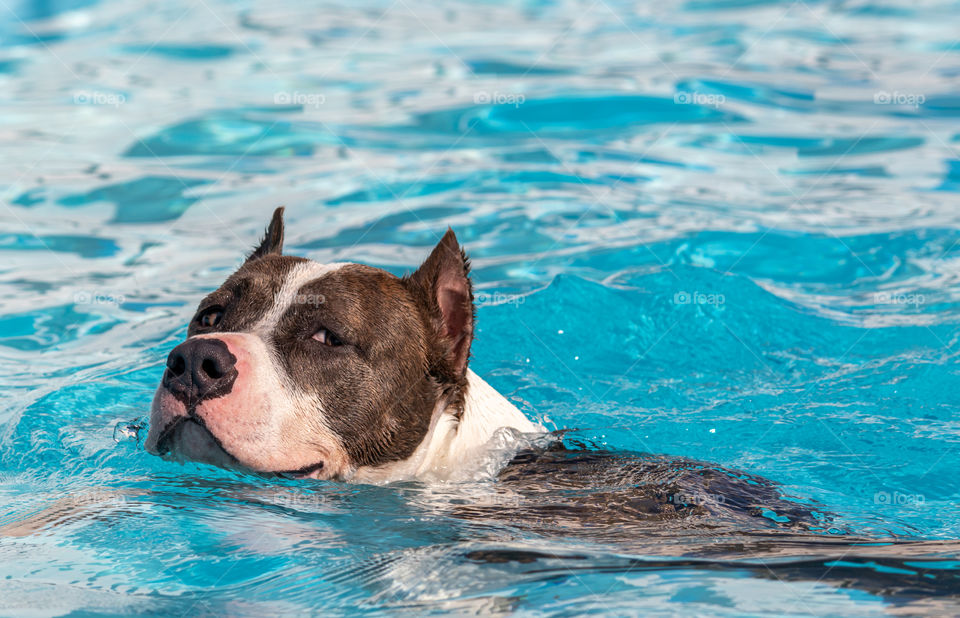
99 214 960 605
143 209 826 527
145 207 540 482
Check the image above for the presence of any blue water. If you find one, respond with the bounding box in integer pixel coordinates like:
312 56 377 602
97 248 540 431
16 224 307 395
2 0 960 614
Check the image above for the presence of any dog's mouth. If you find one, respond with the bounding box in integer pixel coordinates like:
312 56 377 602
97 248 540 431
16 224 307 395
153 416 239 469
153 417 325 479
275 462 326 480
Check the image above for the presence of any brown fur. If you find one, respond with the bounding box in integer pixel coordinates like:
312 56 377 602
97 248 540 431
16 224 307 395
177 212 476 469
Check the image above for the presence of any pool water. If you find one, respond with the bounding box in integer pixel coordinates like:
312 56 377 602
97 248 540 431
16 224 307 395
3 0 960 614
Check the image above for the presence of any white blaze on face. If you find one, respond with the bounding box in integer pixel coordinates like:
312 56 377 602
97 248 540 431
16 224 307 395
251 261 348 338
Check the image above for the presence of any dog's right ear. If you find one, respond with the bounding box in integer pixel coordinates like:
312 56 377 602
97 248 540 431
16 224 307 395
246 207 285 263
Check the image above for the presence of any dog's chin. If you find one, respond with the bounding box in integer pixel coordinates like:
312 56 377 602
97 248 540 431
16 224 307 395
151 417 329 480
157 418 240 470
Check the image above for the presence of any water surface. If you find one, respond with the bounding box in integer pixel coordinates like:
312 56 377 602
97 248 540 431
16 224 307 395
2 0 960 614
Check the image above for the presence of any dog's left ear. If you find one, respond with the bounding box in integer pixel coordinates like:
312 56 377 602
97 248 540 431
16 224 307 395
246 207 285 263
406 228 474 379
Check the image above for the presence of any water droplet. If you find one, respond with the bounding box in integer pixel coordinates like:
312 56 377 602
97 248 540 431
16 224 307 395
114 419 144 443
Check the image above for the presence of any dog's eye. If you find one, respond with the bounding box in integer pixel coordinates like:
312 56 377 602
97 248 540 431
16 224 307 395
197 307 223 328
312 328 343 347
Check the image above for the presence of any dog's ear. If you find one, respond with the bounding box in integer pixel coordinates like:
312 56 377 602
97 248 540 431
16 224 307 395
405 228 474 379
246 207 285 263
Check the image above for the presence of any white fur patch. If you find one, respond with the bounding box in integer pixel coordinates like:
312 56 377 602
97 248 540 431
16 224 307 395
351 370 544 483
252 261 348 337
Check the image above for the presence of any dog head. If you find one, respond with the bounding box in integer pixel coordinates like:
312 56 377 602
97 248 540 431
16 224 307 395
145 208 475 480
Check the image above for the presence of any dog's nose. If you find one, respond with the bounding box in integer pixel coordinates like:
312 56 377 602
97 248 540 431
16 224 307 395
163 338 237 403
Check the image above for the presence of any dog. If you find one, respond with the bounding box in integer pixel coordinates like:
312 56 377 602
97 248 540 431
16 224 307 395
145 207 541 482
139 211 960 604
141 208 828 523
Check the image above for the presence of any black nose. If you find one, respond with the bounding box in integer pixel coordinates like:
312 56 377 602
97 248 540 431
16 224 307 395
162 338 238 404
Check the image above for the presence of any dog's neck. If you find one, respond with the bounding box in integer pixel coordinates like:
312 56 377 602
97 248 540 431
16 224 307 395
350 370 541 483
